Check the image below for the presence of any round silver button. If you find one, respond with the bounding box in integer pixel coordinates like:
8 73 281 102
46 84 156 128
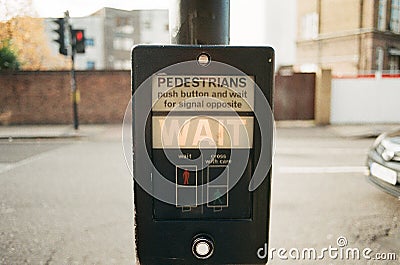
192 236 214 259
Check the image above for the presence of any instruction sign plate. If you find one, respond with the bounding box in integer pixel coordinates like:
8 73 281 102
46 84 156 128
152 75 254 112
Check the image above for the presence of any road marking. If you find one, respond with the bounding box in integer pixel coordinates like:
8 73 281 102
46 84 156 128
278 166 368 174
276 147 368 155
0 163 10 173
0 152 52 175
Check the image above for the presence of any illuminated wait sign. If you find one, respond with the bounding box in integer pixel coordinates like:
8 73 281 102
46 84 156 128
153 116 253 149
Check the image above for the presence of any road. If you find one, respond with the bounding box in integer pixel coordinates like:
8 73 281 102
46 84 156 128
270 126 400 264
0 125 399 264
0 126 135 265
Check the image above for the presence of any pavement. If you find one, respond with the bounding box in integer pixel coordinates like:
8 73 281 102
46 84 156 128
0 124 115 139
1 122 399 140
276 121 400 138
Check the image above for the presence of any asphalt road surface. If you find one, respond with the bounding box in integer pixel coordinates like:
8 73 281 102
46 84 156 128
269 127 399 265
0 125 399 264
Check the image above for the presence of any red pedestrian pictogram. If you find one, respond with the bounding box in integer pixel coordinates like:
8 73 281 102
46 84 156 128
183 169 190 185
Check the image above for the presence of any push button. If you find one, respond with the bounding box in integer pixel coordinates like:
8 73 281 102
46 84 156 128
192 235 214 259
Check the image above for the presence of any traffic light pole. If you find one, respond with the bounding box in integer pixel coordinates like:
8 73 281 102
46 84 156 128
170 0 230 45
70 51 79 130
64 11 79 130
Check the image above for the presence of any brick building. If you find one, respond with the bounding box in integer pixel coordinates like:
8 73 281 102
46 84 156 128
296 0 400 75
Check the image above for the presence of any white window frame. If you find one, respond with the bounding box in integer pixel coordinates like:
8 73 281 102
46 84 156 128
301 12 319 40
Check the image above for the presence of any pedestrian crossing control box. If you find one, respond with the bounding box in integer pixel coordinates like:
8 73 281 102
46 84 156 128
132 45 274 265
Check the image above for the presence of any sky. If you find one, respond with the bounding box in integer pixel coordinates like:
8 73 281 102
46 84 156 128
32 0 169 17
29 0 297 67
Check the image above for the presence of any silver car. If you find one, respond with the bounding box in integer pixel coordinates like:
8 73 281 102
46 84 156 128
366 129 400 198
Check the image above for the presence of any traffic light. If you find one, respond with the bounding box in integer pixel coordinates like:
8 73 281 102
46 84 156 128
53 18 67 56
72 29 85 54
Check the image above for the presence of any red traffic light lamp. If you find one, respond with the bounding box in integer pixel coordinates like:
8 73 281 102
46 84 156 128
76 31 83 41
72 29 85 54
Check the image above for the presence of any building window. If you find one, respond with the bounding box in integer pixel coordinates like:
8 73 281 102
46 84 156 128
113 37 134 51
86 61 95 70
390 0 400 33
113 38 121 50
388 47 400 71
116 25 134 34
378 0 387 31
301 12 318 40
85 38 94 46
113 60 130 70
389 56 399 71
144 21 151 29
116 17 128 27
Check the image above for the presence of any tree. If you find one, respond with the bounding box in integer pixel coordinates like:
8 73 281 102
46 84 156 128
0 0 36 21
0 0 70 70
0 44 20 70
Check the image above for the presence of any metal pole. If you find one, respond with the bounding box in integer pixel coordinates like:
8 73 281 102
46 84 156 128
71 53 79 130
65 11 79 130
170 0 230 45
